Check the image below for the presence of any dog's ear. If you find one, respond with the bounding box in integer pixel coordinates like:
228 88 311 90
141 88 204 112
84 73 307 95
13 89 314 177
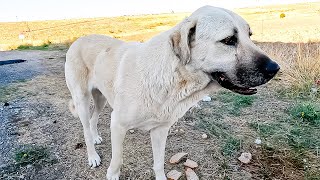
171 19 197 64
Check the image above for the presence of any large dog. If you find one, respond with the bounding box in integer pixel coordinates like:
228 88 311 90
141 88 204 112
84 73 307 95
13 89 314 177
65 5 279 180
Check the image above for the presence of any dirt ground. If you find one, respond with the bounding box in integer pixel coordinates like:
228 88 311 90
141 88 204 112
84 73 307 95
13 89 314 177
0 49 316 180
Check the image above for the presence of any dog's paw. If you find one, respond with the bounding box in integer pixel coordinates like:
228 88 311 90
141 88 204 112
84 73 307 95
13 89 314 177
106 173 119 180
88 152 101 168
155 171 167 180
106 168 120 180
93 135 103 144
155 175 167 180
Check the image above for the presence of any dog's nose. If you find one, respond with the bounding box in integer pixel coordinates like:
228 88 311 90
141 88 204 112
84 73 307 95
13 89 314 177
265 60 280 78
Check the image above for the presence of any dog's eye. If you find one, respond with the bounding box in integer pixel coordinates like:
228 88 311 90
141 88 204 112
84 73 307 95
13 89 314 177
220 35 237 46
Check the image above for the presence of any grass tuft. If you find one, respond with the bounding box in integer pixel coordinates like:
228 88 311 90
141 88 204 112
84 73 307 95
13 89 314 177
262 42 320 98
17 42 51 50
14 146 50 166
222 137 241 156
289 102 320 125
216 91 255 115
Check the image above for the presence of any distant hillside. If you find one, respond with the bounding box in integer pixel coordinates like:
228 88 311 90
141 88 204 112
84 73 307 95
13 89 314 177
0 2 319 50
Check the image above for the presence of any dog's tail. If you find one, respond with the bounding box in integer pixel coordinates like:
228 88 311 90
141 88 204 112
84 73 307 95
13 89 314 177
68 99 78 118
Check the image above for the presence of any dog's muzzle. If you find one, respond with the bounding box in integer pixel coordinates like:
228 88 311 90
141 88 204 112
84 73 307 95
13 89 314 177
210 55 280 95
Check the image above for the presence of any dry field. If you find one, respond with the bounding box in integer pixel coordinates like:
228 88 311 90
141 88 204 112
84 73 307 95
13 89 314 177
0 2 319 50
0 2 320 180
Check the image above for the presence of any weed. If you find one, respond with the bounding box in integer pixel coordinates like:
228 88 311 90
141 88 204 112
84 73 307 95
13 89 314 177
287 124 320 154
289 102 320 125
196 118 229 138
222 137 241 156
216 91 255 116
17 42 50 50
233 95 255 107
249 122 283 138
14 146 50 166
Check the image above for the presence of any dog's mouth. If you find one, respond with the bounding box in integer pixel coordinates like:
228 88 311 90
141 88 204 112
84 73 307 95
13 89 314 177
210 72 257 95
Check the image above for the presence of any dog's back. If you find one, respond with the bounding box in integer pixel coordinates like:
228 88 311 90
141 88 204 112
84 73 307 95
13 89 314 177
66 34 122 73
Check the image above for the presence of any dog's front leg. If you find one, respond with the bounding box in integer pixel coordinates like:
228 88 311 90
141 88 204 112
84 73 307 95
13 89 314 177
107 112 127 180
150 125 170 180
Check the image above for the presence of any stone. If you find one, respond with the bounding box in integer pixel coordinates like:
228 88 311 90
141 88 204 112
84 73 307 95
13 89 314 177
167 170 182 180
185 168 199 180
202 96 211 102
201 133 208 139
238 152 252 164
255 138 262 145
169 152 188 164
184 159 198 168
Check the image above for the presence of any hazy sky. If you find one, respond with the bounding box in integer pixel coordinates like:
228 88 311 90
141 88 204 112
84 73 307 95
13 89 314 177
0 0 318 22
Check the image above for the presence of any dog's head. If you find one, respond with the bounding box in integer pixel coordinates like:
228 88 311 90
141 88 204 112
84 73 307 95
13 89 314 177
171 6 280 95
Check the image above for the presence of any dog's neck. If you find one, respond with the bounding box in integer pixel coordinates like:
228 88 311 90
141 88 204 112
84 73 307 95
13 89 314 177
141 35 217 120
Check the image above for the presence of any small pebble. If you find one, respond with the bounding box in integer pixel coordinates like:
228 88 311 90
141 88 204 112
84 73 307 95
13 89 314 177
238 152 252 164
129 129 134 133
255 138 261 145
202 96 211 102
201 133 208 139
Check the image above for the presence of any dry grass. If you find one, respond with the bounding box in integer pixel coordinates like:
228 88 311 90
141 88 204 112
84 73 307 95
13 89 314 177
258 42 320 96
236 2 320 43
0 2 320 50
0 14 187 50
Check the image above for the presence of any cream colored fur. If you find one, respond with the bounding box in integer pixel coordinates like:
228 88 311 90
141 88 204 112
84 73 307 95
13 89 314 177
65 5 273 180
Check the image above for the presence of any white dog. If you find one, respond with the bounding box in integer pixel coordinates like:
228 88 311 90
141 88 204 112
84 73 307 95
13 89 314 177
65 5 279 180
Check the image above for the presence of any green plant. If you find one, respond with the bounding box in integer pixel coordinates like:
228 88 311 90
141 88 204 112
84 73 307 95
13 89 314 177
289 102 320 125
17 42 50 50
196 118 229 138
14 146 49 166
287 125 320 154
222 137 241 156
233 95 255 107
216 91 255 115
249 122 282 138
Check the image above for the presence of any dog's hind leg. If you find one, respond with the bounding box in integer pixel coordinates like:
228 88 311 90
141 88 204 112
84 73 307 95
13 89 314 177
65 57 101 167
150 125 170 180
90 88 107 144
75 92 101 168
